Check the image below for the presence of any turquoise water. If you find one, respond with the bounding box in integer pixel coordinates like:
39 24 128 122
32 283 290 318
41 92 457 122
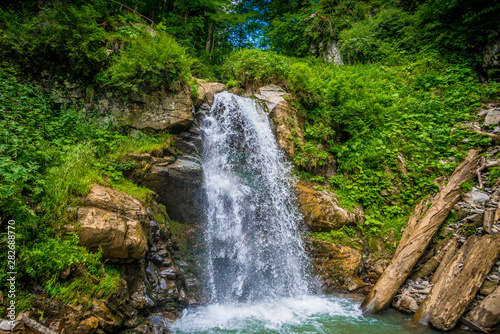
172 294 470 334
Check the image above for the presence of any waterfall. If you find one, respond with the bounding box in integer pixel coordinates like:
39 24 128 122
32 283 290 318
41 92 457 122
201 92 309 303
172 92 450 334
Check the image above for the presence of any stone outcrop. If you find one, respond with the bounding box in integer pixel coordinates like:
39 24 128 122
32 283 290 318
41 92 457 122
296 181 364 232
45 76 229 134
309 38 344 65
76 185 148 261
483 41 500 78
254 84 305 160
195 80 227 107
306 237 363 292
130 125 203 224
118 84 194 131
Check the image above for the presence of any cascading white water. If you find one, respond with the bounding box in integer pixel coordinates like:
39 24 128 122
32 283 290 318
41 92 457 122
172 92 469 334
200 92 309 303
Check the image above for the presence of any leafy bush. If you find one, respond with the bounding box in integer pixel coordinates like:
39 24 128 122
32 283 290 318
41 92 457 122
222 49 291 88
0 1 112 81
223 49 499 251
99 23 192 93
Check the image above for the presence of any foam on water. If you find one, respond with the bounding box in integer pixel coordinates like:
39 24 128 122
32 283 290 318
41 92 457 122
172 295 363 333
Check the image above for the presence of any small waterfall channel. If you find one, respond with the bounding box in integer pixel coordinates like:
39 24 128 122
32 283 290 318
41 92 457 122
172 92 467 333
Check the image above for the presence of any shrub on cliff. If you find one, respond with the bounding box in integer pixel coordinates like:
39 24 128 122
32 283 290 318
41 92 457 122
98 23 192 93
222 49 291 88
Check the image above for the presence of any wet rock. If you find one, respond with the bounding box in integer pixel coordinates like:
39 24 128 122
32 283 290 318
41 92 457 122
306 237 362 292
296 181 364 232
76 185 148 260
392 294 419 314
160 268 178 280
366 259 389 283
130 281 156 310
137 128 203 224
255 85 305 161
75 316 99 334
344 277 366 292
125 312 175 334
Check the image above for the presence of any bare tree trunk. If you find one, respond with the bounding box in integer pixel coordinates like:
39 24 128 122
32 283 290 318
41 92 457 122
360 149 481 314
410 237 455 280
427 235 500 331
431 238 458 284
414 235 478 324
394 198 431 257
206 22 215 54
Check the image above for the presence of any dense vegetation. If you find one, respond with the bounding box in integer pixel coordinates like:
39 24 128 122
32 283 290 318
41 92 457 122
1 0 499 314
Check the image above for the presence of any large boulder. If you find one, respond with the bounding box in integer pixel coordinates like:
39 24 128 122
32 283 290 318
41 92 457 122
296 181 364 232
306 237 363 292
195 80 227 107
81 84 194 132
76 185 148 261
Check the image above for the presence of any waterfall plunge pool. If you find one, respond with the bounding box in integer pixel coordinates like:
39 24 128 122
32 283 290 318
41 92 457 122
172 294 470 334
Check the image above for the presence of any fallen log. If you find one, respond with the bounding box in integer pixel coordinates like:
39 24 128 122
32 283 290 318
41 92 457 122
424 235 500 330
394 199 430 258
360 149 481 314
465 283 500 329
410 237 454 280
414 235 479 324
431 238 458 284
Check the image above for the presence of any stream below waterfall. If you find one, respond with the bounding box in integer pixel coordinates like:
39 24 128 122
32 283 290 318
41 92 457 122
172 92 470 334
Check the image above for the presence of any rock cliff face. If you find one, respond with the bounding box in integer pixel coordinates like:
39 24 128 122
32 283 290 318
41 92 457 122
76 185 149 261
254 84 305 160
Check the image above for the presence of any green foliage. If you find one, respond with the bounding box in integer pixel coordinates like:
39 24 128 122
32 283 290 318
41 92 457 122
0 65 164 304
99 24 192 93
489 167 500 186
460 180 474 193
0 1 111 81
311 225 362 249
20 235 103 280
44 268 121 307
222 49 291 87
